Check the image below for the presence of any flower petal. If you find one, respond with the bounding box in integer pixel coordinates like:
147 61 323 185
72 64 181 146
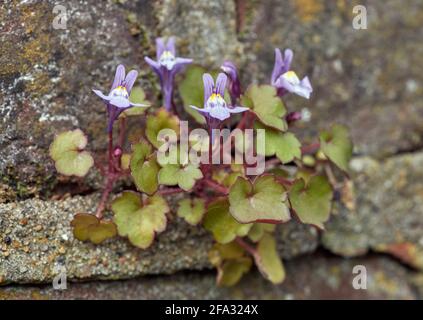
110 96 131 109
145 57 162 76
228 106 249 114
271 48 283 85
215 73 227 97
93 89 112 101
189 105 210 114
166 36 176 55
124 70 138 93
129 101 150 107
202 73 214 105
111 65 125 91
156 37 165 60
283 49 293 70
209 106 230 121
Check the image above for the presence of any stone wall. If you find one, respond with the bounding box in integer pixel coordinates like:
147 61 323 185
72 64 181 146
1 0 422 299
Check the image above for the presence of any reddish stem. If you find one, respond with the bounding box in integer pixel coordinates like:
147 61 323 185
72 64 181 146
301 142 320 155
203 179 229 195
158 187 185 196
236 237 257 257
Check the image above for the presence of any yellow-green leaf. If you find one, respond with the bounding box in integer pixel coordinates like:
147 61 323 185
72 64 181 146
203 199 252 244
320 124 353 172
71 213 117 244
229 175 290 224
255 233 285 284
289 175 332 229
146 108 180 148
177 198 206 225
49 129 94 177
112 191 169 249
130 142 159 195
242 85 287 131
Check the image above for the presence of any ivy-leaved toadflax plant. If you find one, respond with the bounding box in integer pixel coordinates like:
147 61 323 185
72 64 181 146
49 36 353 287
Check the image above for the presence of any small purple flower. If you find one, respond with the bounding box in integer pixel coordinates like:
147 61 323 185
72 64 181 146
145 37 193 112
190 73 248 127
93 65 149 132
271 48 313 99
221 61 241 105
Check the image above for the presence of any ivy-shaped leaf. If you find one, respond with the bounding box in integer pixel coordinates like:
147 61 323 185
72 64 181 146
146 108 180 148
203 199 252 244
130 142 159 195
120 86 150 117
229 175 290 224
289 175 332 229
158 163 203 191
208 242 252 287
71 213 117 244
320 124 353 172
256 123 301 163
112 191 169 249
255 233 285 284
177 198 206 225
179 65 207 124
212 165 245 188
242 85 287 131
248 223 276 242
49 129 94 177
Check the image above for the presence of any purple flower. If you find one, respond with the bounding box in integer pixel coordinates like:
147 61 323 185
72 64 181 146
271 48 312 99
221 60 241 105
93 65 149 132
145 37 193 112
190 73 248 127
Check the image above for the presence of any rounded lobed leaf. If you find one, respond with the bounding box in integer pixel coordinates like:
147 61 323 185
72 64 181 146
319 124 353 172
177 198 206 225
130 142 159 195
158 163 203 191
255 233 285 284
112 191 169 249
71 213 117 244
203 199 252 244
242 85 287 131
256 123 301 164
49 129 94 177
208 242 252 287
229 175 291 224
289 175 332 229
146 108 180 148
248 223 276 242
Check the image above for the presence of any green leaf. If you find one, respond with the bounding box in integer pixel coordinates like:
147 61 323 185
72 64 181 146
203 199 252 244
256 123 301 163
242 85 287 131
130 142 159 195
71 213 117 244
255 233 285 284
289 175 332 229
112 191 169 249
320 124 353 172
120 86 149 117
208 242 252 287
158 163 203 191
177 198 206 225
229 175 290 224
179 65 207 124
146 108 180 148
248 223 276 242
49 129 94 177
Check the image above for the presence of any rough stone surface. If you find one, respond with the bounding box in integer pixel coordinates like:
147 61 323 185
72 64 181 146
323 152 423 270
0 193 318 284
0 254 418 300
244 0 423 158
